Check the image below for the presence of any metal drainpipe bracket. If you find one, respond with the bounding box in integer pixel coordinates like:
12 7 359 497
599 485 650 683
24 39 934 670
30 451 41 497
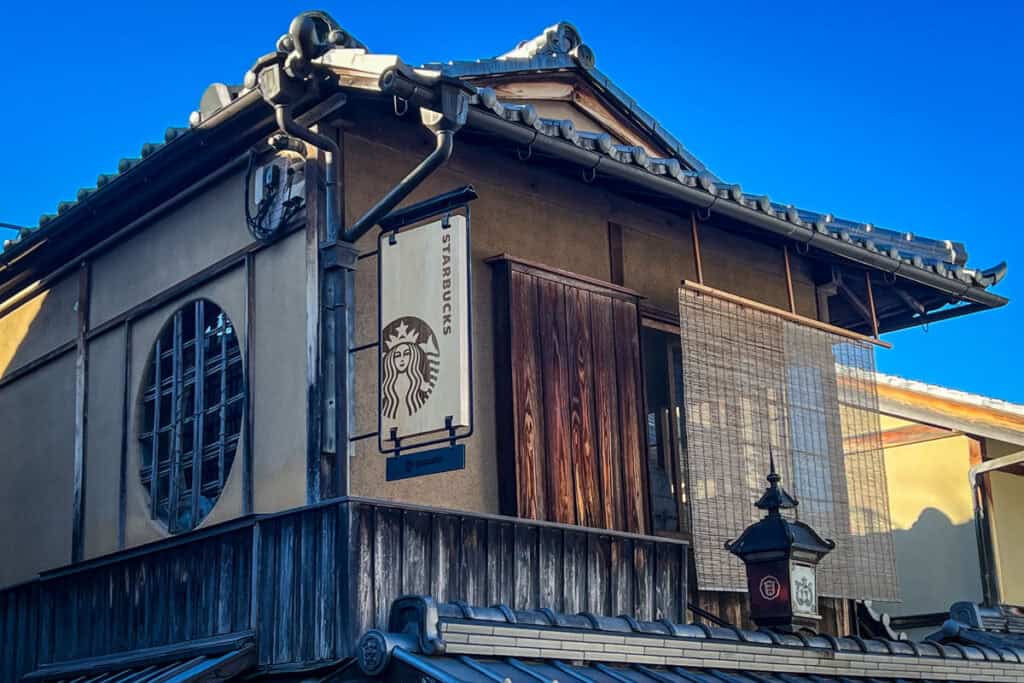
321 241 361 271
420 81 470 133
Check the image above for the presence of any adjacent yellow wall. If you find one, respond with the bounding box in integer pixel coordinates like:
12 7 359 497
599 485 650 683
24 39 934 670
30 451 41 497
985 440 1024 605
876 418 983 616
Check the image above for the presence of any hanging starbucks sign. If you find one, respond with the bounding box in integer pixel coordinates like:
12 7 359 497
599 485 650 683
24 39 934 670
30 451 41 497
378 207 472 455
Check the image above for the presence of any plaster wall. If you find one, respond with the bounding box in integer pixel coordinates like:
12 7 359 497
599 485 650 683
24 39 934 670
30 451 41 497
251 229 309 513
80 169 308 553
0 354 75 587
985 439 1024 605
344 114 824 512
84 328 126 559
88 171 251 327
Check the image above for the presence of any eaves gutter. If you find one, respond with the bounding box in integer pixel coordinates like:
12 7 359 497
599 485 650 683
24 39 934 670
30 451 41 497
464 107 1009 310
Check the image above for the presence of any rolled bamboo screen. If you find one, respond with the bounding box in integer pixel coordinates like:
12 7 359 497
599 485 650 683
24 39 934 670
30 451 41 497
678 286 899 601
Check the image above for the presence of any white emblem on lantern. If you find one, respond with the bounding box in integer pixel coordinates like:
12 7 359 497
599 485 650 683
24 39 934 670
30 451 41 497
759 575 782 600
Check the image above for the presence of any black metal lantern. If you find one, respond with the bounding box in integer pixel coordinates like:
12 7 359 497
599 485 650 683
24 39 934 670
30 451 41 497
725 454 835 631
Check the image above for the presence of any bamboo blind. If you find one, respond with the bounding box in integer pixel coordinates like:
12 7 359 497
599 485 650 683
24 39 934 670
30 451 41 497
678 286 899 601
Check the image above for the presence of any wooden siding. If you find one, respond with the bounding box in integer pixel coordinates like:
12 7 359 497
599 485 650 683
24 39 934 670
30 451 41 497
0 581 39 683
491 256 649 534
0 498 688 678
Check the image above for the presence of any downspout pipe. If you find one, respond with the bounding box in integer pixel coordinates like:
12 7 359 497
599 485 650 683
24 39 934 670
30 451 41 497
343 128 454 242
969 450 1024 605
273 102 341 241
344 79 470 242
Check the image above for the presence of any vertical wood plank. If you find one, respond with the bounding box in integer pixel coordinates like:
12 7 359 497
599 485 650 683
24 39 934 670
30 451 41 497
609 538 634 618
510 272 546 519
402 509 431 597
373 506 402 630
612 298 648 534
590 296 624 531
315 505 337 660
566 288 601 527
217 533 234 635
634 540 654 621
586 534 611 616
431 514 461 603
512 523 538 610
349 502 375 655
459 516 487 606
562 530 587 615
537 526 564 613
256 522 277 664
274 518 297 663
653 541 678 622
537 279 575 525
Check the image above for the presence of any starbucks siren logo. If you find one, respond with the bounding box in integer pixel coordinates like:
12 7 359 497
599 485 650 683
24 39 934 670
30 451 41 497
381 316 440 419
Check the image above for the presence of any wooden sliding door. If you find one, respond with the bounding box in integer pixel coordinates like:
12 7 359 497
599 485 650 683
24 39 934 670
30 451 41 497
490 256 648 534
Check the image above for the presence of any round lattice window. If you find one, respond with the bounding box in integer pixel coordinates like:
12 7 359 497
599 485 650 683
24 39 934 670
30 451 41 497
138 299 244 533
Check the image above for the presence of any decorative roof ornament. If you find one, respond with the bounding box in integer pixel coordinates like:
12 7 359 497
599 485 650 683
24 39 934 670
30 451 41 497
755 449 799 514
497 22 595 69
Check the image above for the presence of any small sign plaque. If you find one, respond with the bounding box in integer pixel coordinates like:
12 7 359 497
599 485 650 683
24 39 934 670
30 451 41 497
791 563 818 616
385 444 466 481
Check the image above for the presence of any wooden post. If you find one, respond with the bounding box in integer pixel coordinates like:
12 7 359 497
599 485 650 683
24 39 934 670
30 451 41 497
690 213 704 285
608 222 624 285
71 260 91 562
783 246 796 314
864 272 879 339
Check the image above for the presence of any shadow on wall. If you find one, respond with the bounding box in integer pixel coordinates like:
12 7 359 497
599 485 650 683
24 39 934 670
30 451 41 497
874 507 983 616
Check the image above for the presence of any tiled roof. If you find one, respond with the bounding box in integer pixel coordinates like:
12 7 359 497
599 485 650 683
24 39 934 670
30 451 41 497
429 22 1005 292
348 596 1024 683
2 125 192 252
876 372 1024 419
4 19 1008 297
25 645 255 683
930 602 1024 653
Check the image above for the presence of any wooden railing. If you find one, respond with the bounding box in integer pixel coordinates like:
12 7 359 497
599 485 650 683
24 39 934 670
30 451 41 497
1 498 689 679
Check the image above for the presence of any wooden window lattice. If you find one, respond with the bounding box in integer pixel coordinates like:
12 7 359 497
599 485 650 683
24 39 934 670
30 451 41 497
138 299 244 533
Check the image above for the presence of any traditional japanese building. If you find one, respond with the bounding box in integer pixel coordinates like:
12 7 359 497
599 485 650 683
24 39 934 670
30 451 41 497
872 374 1024 638
0 11 1015 682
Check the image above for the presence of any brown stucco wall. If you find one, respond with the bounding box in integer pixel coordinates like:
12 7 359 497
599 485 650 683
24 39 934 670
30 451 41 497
0 353 76 587
344 113 823 512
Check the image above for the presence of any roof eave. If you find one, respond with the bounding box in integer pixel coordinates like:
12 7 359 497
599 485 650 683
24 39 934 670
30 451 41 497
463 106 1008 310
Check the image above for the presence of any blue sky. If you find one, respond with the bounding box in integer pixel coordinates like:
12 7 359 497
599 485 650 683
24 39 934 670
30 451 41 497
4 1 1021 400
